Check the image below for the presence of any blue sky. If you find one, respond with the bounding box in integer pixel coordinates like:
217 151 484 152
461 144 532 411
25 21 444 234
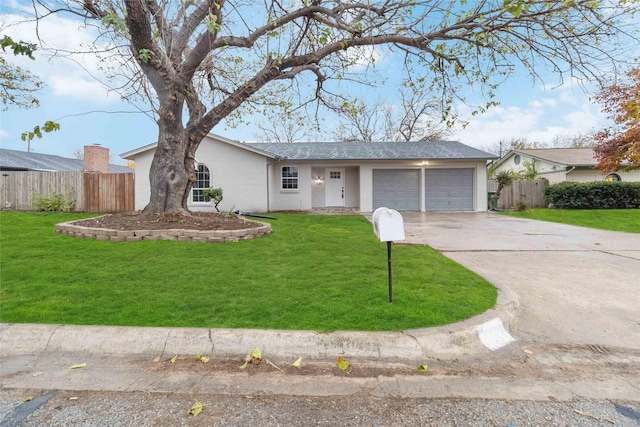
0 1 628 164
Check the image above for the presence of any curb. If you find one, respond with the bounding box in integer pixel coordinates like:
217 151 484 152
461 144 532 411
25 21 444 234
0 284 519 364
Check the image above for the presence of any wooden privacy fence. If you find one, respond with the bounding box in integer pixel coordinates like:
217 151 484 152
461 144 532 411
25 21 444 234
1 171 134 213
83 173 135 213
488 179 547 210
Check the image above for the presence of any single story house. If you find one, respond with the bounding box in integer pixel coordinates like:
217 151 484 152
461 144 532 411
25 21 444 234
491 148 640 184
121 134 497 213
0 147 132 173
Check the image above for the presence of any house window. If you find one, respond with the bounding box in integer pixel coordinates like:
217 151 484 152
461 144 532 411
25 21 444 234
605 173 621 182
281 166 299 190
513 154 521 165
192 163 210 202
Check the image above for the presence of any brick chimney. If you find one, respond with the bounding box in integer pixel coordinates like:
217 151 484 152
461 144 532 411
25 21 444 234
84 145 109 173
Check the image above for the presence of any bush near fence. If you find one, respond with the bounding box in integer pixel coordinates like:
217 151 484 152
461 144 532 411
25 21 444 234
545 181 640 209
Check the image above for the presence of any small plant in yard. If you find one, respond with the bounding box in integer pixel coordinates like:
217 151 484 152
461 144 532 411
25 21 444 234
513 199 528 212
31 191 76 212
203 187 223 212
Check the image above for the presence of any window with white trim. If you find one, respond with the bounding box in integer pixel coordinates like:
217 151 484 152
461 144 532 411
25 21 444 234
281 166 299 190
192 163 211 202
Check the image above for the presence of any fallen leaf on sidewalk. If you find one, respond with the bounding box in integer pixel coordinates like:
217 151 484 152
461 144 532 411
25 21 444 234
337 356 350 371
32 372 43 377
417 364 428 372
240 347 264 369
523 349 533 354
153 356 161 363
291 357 303 368
170 355 178 363
251 347 262 359
188 401 205 417
22 396 33 402
195 355 210 364
69 363 87 369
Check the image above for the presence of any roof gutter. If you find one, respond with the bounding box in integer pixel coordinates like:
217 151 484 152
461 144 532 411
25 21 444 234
535 166 575 175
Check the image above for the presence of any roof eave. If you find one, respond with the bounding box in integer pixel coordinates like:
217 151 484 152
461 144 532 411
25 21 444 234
120 134 278 160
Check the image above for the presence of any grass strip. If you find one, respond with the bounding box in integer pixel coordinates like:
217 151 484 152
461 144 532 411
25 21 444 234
499 208 640 233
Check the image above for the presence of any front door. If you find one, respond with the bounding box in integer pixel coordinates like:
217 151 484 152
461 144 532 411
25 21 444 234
325 168 345 207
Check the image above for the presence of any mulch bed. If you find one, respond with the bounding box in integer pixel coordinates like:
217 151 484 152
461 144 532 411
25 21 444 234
74 212 264 231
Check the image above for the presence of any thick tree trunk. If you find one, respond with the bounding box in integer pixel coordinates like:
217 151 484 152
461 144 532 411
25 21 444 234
143 123 195 215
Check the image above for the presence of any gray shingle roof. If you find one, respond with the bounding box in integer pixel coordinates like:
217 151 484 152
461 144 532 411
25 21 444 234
243 141 496 161
0 148 133 173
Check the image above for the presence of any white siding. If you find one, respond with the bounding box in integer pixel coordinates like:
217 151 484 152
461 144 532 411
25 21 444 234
127 136 269 213
188 140 268 212
344 167 359 208
267 163 313 211
132 150 154 211
495 154 558 176
567 168 640 183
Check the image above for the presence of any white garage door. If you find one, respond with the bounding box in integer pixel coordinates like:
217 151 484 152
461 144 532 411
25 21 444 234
372 169 420 211
425 168 474 211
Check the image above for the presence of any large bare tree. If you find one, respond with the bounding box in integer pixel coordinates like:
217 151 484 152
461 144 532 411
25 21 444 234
332 85 451 143
28 0 639 215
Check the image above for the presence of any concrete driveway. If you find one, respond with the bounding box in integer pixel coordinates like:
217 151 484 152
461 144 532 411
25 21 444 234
401 212 640 350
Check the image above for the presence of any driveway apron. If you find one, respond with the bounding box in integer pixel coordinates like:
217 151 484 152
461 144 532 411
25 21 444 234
401 212 640 350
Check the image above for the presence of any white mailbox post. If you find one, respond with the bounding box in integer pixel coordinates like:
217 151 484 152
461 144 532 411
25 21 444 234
372 207 406 303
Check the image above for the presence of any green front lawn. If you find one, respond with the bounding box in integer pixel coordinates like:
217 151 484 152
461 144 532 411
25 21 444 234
0 212 496 331
499 208 640 233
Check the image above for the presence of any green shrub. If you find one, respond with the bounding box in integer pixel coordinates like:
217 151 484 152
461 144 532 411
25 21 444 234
512 199 529 212
203 187 223 212
545 181 640 209
31 191 76 212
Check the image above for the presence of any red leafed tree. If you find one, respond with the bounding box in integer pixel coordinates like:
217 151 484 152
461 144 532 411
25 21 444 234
594 68 640 173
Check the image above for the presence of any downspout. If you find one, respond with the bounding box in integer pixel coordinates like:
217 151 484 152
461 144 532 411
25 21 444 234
266 163 270 212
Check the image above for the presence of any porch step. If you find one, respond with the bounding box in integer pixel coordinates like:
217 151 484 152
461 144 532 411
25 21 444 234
310 207 360 215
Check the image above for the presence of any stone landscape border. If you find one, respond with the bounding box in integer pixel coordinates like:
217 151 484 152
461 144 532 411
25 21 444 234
54 216 272 243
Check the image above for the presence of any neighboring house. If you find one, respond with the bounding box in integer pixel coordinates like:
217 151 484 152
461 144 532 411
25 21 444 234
492 148 640 184
0 147 132 173
121 134 496 213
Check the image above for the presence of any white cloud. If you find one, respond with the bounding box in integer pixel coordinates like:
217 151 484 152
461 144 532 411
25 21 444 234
452 88 607 148
49 75 122 104
340 45 384 69
1 12 127 104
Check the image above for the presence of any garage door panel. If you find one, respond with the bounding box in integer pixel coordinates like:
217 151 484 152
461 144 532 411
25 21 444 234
373 169 420 211
425 168 473 211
